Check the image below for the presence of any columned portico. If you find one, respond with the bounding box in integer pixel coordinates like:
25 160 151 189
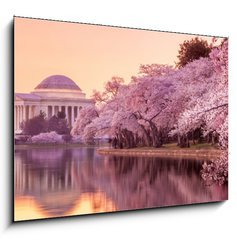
15 75 94 132
15 103 87 132
14 104 36 132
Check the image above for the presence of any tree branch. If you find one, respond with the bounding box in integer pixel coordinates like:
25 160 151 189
198 103 228 115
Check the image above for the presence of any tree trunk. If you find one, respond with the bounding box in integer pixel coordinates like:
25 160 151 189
179 134 190 148
139 124 152 147
192 130 196 145
149 121 162 148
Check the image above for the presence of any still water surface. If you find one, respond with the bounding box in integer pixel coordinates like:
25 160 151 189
14 146 227 221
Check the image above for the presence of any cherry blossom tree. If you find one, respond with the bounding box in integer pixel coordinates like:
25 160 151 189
30 131 64 144
71 105 99 142
71 38 228 184
91 76 124 104
138 64 174 77
169 57 216 146
170 38 228 184
200 39 228 185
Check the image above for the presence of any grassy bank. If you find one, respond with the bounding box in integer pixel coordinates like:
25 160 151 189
161 142 219 150
97 143 222 160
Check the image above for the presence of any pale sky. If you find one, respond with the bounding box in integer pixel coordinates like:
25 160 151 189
14 17 220 97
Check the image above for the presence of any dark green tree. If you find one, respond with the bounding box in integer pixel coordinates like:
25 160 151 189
57 111 66 119
48 111 70 135
176 37 212 68
23 111 47 136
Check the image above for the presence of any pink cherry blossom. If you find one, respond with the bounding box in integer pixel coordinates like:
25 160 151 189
71 39 228 184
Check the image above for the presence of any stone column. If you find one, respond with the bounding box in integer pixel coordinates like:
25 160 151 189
70 106 72 127
23 105 26 122
18 106 21 128
14 106 15 131
22 105 24 126
14 106 17 131
15 106 18 130
65 106 68 122
72 106 75 126
20 106 22 128
17 106 20 129
18 106 20 130
16 105 19 130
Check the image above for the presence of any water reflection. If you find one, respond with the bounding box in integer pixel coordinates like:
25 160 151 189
14 146 228 221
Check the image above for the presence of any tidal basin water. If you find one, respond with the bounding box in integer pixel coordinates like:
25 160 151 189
14 146 228 221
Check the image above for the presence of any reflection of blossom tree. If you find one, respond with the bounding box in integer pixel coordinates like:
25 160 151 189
107 156 227 209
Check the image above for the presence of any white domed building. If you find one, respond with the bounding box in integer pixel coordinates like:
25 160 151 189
14 75 94 132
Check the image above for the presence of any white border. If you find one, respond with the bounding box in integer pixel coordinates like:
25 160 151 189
1 1 236 240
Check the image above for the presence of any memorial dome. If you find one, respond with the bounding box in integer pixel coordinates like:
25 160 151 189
35 75 81 91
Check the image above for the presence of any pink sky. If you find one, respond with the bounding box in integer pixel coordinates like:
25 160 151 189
14 17 221 97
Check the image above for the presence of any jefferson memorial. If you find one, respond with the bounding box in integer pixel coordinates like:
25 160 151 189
14 75 94 132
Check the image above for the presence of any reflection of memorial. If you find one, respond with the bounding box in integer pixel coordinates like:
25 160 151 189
15 149 77 195
14 147 117 221
14 147 228 221
15 147 96 194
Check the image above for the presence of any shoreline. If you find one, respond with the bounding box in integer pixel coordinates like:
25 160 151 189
14 144 222 160
14 143 102 149
97 148 222 160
